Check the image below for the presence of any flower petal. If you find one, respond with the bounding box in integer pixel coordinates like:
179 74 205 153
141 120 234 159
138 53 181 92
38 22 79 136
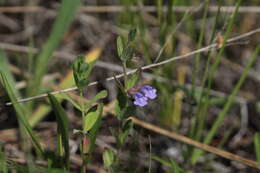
141 85 157 99
133 92 148 107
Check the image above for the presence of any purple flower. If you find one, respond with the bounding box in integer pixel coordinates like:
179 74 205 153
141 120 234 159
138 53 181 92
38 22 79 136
140 85 157 99
133 92 148 107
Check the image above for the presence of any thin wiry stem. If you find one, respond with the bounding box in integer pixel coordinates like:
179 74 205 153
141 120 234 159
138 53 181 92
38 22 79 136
4 27 260 106
1 6 260 13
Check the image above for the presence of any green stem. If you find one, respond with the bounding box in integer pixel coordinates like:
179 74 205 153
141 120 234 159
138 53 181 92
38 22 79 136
80 90 87 172
122 61 128 89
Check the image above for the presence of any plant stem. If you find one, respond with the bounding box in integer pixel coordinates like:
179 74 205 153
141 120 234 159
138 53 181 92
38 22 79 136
80 90 87 173
122 61 127 88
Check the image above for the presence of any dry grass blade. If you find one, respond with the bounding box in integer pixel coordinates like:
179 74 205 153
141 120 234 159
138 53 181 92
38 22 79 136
128 117 260 170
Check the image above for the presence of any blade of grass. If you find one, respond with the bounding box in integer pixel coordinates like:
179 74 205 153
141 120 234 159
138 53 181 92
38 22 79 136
191 44 260 164
192 0 210 90
156 0 162 23
190 0 210 140
27 0 80 97
185 4 221 160
188 1 221 139
200 0 242 120
48 93 70 170
0 51 29 150
0 145 8 173
152 155 183 173
0 51 21 98
0 71 44 155
254 133 260 163
191 0 242 162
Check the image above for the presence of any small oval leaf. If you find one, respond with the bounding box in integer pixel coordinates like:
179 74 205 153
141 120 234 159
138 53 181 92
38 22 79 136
103 149 115 168
84 104 102 132
117 36 124 58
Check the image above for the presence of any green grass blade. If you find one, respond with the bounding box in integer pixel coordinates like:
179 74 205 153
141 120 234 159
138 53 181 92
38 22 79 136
191 0 209 92
191 0 242 163
254 133 260 162
0 145 8 173
0 71 44 155
27 0 81 97
0 51 21 98
169 159 183 173
152 155 172 167
29 104 51 127
202 0 242 105
191 0 210 140
188 2 223 141
0 51 29 149
48 94 70 169
191 44 260 164
152 155 183 172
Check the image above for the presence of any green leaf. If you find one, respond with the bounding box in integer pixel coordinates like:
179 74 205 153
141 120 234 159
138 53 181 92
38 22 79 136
117 88 128 109
118 120 134 146
83 104 103 164
0 72 44 155
48 94 70 169
126 68 141 89
73 55 90 90
115 101 135 120
115 88 131 120
92 90 108 101
85 90 108 109
83 104 103 132
128 28 137 42
254 133 260 163
103 149 115 168
121 45 134 61
117 36 124 57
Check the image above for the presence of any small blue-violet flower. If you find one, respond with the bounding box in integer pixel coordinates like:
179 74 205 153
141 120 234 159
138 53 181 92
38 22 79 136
133 92 148 107
140 85 157 99
132 85 157 107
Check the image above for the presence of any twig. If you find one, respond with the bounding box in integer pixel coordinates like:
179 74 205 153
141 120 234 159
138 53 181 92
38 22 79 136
1 6 260 13
0 42 249 103
3 27 260 106
128 116 260 169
